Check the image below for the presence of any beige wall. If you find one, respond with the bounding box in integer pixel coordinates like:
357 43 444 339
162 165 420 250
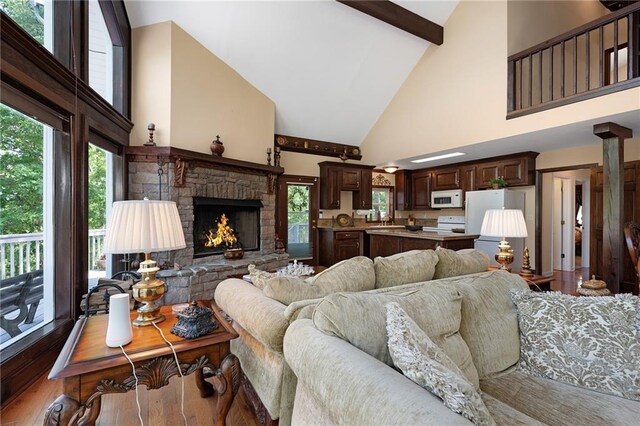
131 22 275 163
537 138 640 169
508 0 606 55
360 0 640 167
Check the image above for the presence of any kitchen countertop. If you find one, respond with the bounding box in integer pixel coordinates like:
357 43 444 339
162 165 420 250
317 225 405 231
365 228 480 241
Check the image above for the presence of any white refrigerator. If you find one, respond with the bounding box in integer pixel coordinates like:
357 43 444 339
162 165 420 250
465 189 526 272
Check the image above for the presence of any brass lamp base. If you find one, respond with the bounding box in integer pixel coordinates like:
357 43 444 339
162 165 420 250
132 253 166 327
495 238 515 272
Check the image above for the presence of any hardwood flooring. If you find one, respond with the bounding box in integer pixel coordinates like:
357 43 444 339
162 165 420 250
1 369 259 426
550 267 591 294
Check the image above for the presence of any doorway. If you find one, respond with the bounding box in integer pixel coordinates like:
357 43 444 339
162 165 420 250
277 176 319 264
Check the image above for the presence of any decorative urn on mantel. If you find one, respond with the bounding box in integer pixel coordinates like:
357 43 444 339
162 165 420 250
210 135 225 156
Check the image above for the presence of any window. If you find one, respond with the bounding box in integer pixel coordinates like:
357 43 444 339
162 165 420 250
0 0 52 51
370 187 393 222
0 103 55 349
88 0 113 104
88 143 114 287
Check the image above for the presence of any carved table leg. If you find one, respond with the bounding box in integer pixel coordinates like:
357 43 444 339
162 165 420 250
78 395 101 426
211 354 240 426
44 395 81 426
195 367 214 398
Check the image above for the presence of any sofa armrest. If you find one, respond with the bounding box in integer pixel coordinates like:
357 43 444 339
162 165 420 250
284 319 472 425
215 278 289 351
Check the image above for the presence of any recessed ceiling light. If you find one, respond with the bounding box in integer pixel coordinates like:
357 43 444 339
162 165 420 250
410 152 466 164
383 166 399 174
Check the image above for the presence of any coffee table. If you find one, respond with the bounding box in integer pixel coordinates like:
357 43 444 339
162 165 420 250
44 301 239 426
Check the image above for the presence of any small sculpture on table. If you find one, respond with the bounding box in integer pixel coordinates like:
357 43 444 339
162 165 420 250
520 246 534 277
577 276 611 296
170 301 219 339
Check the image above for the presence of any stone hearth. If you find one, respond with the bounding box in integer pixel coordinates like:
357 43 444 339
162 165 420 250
126 146 287 302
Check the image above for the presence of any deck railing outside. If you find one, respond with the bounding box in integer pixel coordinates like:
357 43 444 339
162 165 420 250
0 229 106 279
508 3 640 118
288 223 309 244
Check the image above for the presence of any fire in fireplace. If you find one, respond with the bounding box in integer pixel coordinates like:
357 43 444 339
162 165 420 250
193 197 262 258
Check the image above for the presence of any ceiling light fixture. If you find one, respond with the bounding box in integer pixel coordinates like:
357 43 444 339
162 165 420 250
411 152 466 164
383 166 399 174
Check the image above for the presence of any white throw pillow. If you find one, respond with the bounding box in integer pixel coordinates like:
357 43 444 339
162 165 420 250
386 302 495 426
511 291 640 401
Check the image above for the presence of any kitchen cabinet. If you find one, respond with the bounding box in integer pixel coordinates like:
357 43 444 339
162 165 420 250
431 167 460 191
461 165 476 198
411 172 431 210
319 229 363 266
367 231 476 258
476 153 537 189
319 162 375 210
395 170 412 210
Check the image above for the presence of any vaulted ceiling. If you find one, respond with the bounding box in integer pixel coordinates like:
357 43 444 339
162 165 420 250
124 0 458 146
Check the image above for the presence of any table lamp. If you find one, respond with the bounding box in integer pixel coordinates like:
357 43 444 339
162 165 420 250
104 199 186 326
480 208 528 272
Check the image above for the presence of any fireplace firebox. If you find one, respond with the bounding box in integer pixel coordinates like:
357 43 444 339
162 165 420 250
193 197 262 258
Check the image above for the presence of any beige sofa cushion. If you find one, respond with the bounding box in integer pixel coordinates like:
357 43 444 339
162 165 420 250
386 303 494 424
313 283 480 389
511 291 640 401
434 248 490 279
373 250 439 288
481 370 640 426
263 256 375 305
449 270 529 379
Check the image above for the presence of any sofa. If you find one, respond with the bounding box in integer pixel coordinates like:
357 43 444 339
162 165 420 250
283 269 640 425
214 248 491 425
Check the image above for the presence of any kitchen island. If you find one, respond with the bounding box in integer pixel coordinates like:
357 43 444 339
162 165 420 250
366 229 480 258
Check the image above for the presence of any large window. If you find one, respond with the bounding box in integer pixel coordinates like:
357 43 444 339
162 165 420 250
88 143 114 287
0 104 54 350
88 0 113 103
1 1 132 403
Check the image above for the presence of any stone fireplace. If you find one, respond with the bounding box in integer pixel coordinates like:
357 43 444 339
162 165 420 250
126 147 288 303
193 197 262 257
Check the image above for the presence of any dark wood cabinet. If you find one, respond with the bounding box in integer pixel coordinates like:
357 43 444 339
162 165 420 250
319 165 342 209
411 172 431 210
395 170 412 210
431 167 460 191
461 165 476 199
590 161 640 294
368 233 475 258
353 169 373 209
476 152 537 189
319 229 363 266
319 162 375 210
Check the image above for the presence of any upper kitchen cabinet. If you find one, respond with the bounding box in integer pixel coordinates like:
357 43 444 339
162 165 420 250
461 165 477 195
475 152 538 189
431 167 460 191
319 162 374 210
395 170 412 211
411 171 431 210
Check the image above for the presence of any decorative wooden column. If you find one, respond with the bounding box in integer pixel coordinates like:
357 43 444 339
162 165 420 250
593 122 632 293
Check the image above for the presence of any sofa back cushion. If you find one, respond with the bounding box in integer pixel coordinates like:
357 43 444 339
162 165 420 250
313 283 480 389
373 250 439 288
448 270 529 378
433 248 490 279
263 256 375 305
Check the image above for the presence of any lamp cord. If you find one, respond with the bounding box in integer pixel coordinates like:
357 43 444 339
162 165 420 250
152 321 188 426
120 345 144 426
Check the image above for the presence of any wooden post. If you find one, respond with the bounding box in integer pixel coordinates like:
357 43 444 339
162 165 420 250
593 122 632 293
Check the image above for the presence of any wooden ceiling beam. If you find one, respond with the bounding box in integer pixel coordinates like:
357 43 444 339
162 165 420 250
337 0 443 45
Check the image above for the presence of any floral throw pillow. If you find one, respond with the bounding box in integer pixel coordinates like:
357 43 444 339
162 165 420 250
386 302 495 426
511 291 640 401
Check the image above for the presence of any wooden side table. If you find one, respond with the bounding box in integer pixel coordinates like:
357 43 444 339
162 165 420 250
488 266 554 291
44 301 239 426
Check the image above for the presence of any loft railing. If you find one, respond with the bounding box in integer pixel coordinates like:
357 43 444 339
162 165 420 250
508 3 640 118
0 229 106 279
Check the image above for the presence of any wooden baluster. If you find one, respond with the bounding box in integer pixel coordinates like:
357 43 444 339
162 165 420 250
518 59 523 110
36 240 41 271
629 11 638 79
10 242 15 277
573 35 578 94
26 241 31 273
19 242 24 275
508 59 516 112
1 244 5 279
599 25 604 87
538 50 543 104
561 41 566 97
549 45 554 101
614 19 619 84
528 54 533 107
586 31 590 91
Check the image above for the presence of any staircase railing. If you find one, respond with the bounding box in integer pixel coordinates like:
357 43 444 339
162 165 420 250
508 3 640 118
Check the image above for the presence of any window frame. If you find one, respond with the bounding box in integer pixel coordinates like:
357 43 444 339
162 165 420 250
368 185 395 223
0 2 132 405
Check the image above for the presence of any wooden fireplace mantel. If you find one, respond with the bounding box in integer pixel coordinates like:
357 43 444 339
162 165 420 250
125 146 284 190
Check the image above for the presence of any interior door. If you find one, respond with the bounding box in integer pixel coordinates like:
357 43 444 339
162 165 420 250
276 175 319 265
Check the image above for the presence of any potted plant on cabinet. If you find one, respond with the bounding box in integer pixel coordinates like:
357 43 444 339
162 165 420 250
488 176 508 189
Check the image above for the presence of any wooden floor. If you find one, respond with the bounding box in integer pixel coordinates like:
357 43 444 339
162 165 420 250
550 267 591 294
1 369 259 426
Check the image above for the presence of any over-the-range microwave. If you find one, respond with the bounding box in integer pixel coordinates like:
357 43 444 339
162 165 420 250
431 189 463 208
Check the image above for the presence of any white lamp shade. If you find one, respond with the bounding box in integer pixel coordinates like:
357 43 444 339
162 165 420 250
480 209 528 238
103 200 186 254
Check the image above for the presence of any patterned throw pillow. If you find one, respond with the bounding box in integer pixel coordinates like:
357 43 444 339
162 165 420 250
386 302 495 426
511 291 640 401
247 264 276 290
